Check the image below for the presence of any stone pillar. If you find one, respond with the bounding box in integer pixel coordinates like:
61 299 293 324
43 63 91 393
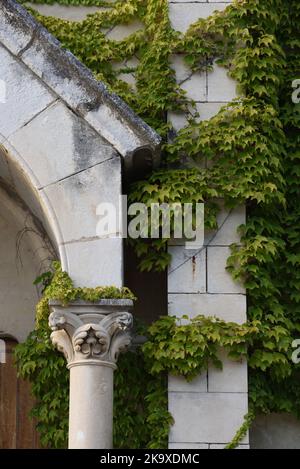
167 206 248 449
48 299 133 449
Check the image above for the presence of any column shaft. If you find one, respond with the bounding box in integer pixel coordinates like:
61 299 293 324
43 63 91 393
68 363 114 449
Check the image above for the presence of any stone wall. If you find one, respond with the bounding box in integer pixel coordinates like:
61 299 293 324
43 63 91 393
13 0 300 449
26 0 249 449
165 0 248 449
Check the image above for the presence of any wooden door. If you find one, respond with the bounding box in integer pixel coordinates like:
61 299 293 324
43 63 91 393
0 337 40 448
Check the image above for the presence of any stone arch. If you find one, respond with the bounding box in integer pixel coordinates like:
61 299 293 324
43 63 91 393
0 1 160 288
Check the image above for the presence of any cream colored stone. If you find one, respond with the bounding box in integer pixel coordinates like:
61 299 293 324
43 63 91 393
0 44 55 139
9 101 116 188
169 373 207 393
169 392 249 444
26 4 104 21
169 3 230 32
168 293 247 324
49 300 133 449
207 246 245 294
208 349 248 393
169 443 209 449
168 246 206 293
207 65 237 102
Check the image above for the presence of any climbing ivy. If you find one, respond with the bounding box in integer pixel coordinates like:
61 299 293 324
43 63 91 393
16 0 300 449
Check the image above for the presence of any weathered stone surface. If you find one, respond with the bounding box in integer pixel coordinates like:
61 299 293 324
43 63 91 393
0 1 161 164
0 44 55 139
169 3 230 32
19 24 160 161
0 0 36 54
42 157 121 243
209 444 249 449
207 65 237 102
49 300 133 449
169 392 249 444
169 373 207 393
206 204 245 246
168 246 206 293
26 4 103 21
207 246 245 294
9 101 116 188
61 237 124 288
168 293 247 324
169 443 209 449
171 55 207 101
208 349 248 393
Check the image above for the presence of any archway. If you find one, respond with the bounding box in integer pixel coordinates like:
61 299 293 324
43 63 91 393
0 1 160 447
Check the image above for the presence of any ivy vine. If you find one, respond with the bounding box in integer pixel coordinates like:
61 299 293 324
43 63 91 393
16 0 300 449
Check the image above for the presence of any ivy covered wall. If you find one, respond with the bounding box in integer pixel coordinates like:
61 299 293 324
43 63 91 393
15 0 300 449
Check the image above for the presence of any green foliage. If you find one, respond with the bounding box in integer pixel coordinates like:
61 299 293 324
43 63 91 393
14 326 69 448
16 263 172 449
225 410 255 449
114 350 172 449
143 315 259 379
34 261 136 326
18 0 300 450
21 1 112 5
128 168 219 271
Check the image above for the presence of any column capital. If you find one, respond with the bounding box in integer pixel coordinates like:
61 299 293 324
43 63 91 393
49 299 133 369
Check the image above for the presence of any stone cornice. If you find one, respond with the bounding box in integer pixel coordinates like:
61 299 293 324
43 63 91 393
0 1 161 170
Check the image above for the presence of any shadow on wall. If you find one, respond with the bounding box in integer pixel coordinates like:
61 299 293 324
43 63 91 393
250 414 300 449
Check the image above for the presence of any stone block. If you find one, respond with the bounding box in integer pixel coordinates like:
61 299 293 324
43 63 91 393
171 55 207 101
26 4 103 21
169 392 249 444
0 44 55 139
207 65 237 102
0 0 35 55
209 444 249 449
206 204 245 246
106 21 144 40
9 101 115 188
169 3 230 32
207 246 244 294
169 443 209 449
168 246 206 293
42 156 122 244
168 293 247 324
208 349 248 393
168 102 225 132
196 102 225 121
169 373 207 393
61 237 123 288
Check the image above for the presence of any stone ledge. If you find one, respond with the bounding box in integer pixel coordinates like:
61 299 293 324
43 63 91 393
0 0 161 165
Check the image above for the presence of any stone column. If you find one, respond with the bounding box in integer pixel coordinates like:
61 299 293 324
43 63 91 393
48 299 133 449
